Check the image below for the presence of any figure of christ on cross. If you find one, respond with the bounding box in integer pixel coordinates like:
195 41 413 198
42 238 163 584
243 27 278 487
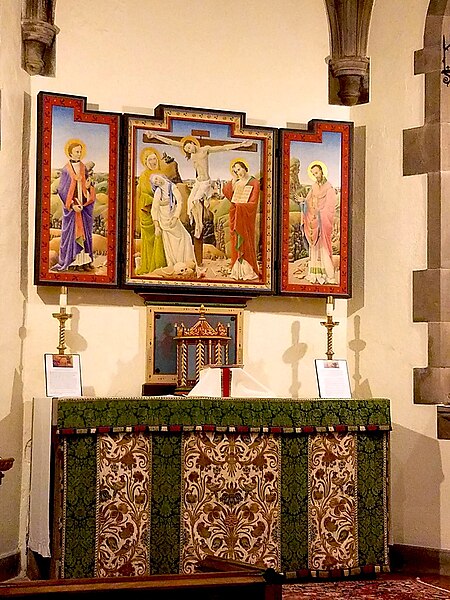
147 132 253 267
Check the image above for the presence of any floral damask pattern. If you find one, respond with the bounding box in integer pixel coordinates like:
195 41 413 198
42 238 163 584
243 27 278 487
149 434 183 574
308 432 357 571
57 398 389 579
57 396 391 431
95 432 151 577
62 436 97 578
280 436 309 571
180 431 281 573
357 432 389 566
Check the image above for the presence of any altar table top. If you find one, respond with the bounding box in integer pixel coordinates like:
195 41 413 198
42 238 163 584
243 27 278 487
54 396 391 432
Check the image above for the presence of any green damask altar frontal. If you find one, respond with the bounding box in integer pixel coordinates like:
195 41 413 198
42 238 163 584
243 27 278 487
53 397 390 580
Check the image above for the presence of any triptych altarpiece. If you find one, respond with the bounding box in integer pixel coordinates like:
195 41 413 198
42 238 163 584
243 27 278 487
34 92 352 299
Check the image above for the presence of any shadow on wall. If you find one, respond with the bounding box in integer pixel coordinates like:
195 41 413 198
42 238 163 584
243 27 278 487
348 314 372 398
282 320 308 399
64 307 87 353
65 307 143 397
63 307 92 394
105 355 148 398
0 369 25 560
390 423 443 549
62 355 144 398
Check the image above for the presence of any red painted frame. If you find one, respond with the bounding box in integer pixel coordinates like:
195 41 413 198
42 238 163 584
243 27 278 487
35 92 120 287
279 120 352 298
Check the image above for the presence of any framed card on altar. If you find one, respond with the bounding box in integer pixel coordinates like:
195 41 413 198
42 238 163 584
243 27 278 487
315 358 351 399
34 92 121 287
279 120 353 298
123 105 276 296
146 305 244 385
44 353 82 397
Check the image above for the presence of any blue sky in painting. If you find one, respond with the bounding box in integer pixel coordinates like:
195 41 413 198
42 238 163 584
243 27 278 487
51 105 110 172
291 131 342 187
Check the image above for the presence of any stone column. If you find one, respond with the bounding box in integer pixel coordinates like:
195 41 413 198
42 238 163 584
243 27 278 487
404 4 450 407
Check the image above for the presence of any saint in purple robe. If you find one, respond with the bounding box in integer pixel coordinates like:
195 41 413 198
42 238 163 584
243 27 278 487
53 159 96 271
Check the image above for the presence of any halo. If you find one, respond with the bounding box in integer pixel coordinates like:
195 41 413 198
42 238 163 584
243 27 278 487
64 139 86 159
230 157 250 174
140 146 161 168
307 160 328 181
180 135 200 151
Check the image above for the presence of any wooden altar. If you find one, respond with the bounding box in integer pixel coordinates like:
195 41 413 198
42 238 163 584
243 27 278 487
44 396 390 580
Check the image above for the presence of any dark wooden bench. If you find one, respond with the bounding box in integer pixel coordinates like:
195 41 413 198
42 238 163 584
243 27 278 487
0 559 282 599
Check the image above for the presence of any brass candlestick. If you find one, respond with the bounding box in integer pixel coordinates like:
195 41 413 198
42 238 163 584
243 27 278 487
52 286 72 355
321 295 339 360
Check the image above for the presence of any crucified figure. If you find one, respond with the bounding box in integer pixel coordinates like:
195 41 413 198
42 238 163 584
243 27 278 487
149 132 253 266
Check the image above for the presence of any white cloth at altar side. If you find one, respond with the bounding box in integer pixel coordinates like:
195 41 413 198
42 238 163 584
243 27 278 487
28 397 53 557
187 366 276 398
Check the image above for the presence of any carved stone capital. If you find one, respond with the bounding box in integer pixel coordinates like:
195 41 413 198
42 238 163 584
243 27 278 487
325 0 374 105
22 19 59 75
329 56 369 78
329 57 370 105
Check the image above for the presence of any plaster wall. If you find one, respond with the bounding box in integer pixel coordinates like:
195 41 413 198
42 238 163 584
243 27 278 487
0 0 30 559
350 0 450 549
25 0 350 404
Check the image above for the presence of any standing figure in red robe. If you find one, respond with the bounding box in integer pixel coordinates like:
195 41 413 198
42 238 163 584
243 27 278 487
301 163 337 284
222 159 260 280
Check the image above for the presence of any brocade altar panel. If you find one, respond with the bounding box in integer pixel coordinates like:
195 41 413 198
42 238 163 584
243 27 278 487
52 397 390 580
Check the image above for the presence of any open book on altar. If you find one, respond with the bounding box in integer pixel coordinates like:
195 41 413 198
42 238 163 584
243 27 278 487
231 184 253 204
187 365 276 398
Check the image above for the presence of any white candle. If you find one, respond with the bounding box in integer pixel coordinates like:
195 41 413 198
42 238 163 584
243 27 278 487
326 296 334 317
60 286 67 309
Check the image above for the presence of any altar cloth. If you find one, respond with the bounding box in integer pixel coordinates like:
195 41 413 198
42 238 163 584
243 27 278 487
30 396 391 580
28 397 52 557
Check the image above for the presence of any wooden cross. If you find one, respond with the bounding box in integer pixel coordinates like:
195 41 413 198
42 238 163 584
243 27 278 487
143 129 258 151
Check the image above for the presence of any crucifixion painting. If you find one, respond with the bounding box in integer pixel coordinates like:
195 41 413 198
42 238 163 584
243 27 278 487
124 106 276 295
